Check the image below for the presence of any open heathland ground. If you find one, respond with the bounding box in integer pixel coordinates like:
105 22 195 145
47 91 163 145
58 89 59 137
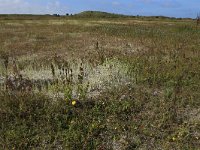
0 13 200 149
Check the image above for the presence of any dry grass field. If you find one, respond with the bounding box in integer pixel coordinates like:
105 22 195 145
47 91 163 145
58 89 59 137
0 14 200 149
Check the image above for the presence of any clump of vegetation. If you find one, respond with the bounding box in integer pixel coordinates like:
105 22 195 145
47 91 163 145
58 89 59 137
0 14 199 149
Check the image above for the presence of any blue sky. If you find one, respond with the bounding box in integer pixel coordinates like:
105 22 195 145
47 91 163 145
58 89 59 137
0 0 199 18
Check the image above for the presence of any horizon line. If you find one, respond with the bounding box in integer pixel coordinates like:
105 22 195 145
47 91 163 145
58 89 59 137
0 10 196 19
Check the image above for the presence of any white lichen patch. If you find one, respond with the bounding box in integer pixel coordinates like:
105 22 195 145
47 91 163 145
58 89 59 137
68 32 86 38
86 58 131 92
0 55 132 99
20 69 54 80
48 20 66 25
65 20 99 27
188 108 200 122
91 20 126 25
5 22 24 27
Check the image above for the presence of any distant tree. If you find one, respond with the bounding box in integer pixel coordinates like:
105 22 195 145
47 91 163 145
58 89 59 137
197 13 200 26
53 14 60 17
66 13 69 16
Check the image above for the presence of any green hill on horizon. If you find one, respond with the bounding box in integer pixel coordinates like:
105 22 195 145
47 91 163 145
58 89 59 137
74 11 129 18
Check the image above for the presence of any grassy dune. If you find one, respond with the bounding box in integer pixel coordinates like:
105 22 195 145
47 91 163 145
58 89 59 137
0 15 199 149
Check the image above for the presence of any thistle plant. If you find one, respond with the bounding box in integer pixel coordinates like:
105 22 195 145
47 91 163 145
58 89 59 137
197 13 200 26
78 62 84 84
95 41 106 64
51 63 55 77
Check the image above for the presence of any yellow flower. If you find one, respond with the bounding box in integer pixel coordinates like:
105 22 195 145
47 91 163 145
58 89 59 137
92 124 95 128
172 137 176 141
72 100 76 106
